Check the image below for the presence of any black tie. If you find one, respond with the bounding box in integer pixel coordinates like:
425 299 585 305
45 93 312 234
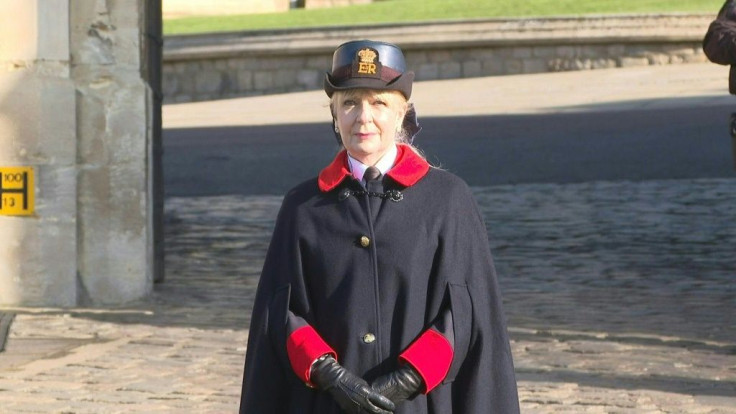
363 166 383 219
364 166 382 183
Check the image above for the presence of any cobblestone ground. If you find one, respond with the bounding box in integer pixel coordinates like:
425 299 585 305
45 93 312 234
0 178 734 413
478 178 736 343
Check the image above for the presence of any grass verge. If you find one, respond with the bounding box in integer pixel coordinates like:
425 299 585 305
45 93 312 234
164 0 723 35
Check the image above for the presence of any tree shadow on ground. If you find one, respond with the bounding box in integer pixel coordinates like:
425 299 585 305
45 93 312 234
163 102 736 197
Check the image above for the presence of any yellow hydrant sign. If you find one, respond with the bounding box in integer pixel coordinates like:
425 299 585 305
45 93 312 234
0 167 34 216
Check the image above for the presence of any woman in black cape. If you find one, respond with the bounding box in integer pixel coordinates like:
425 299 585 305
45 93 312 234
239 39 520 414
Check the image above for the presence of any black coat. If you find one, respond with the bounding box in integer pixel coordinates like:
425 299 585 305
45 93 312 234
239 145 519 413
703 0 736 94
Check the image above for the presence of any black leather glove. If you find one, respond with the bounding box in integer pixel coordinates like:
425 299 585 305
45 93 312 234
371 364 424 405
311 356 396 414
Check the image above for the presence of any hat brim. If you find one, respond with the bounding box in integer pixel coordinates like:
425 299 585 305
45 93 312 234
324 71 414 99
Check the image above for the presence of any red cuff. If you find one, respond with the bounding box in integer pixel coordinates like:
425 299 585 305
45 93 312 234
399 329 453 393
286 326 337 385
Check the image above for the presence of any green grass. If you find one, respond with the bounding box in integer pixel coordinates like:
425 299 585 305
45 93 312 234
164 0 724 35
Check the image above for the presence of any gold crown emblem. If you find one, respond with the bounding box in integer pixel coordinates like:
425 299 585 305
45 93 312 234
357 48 377 63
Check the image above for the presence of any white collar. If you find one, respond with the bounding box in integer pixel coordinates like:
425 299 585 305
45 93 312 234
347 144 398 184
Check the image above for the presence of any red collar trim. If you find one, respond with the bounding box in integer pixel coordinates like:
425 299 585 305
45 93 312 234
318 144 430 192
318 151 352 192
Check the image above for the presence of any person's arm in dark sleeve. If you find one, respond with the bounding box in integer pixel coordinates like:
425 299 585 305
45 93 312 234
285 312 337 386
396 307 454 394
371 306 453 405
704 0 736 64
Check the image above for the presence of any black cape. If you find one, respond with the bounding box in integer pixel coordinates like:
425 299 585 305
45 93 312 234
240 146 519 413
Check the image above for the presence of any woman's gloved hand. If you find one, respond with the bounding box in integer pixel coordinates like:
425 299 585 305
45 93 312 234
311 356 395 414
371 364 424 405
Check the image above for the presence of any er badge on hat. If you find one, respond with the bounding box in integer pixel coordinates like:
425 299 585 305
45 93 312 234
353 47 382 78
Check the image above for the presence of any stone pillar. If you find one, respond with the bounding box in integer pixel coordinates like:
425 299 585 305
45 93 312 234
71 0 153 305
0 0 153 306
0 0 77 306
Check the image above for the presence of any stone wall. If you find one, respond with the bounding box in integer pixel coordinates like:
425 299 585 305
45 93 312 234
0 0 152 306
162 14 712 103
71 1 153 305
0 0 77 306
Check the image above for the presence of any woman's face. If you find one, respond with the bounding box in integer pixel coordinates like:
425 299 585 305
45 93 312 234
333 89 407 166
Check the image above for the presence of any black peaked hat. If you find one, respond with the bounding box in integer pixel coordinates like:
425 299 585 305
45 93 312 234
324 40 414 98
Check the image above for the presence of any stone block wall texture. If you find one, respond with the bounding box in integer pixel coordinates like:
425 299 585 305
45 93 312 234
163 0 290 18
0 0 152 306
71 0 152 305
0 0 78 306
162 14 711 103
